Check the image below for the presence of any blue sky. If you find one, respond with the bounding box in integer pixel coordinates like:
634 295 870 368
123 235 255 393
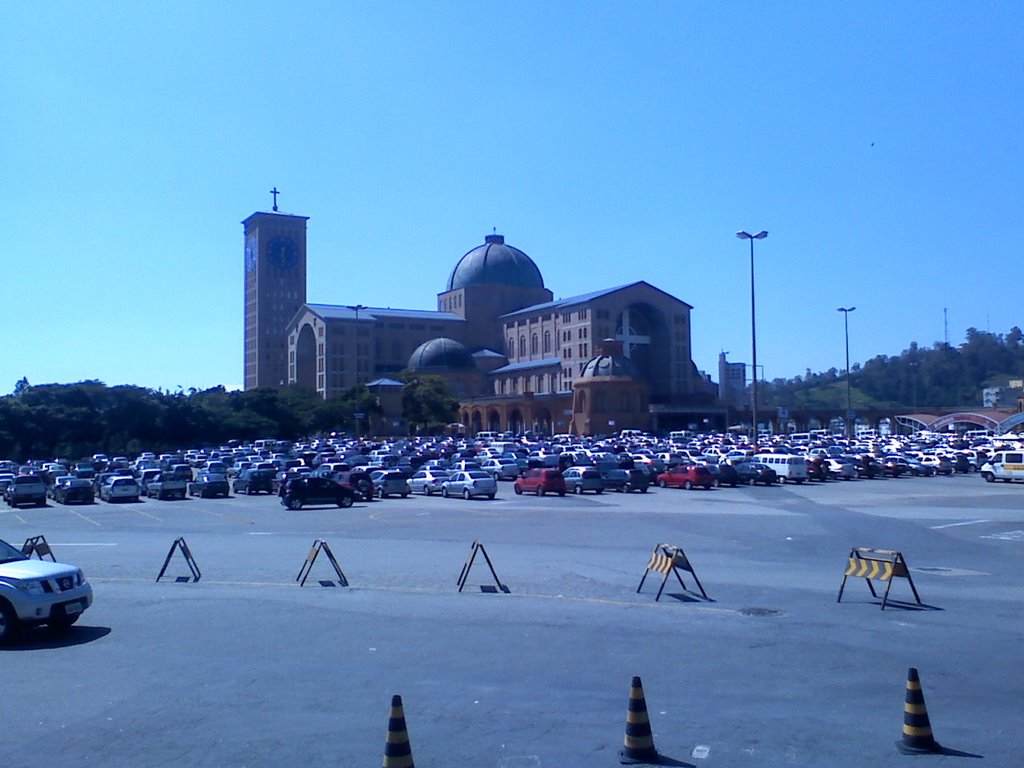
4 2 1021 394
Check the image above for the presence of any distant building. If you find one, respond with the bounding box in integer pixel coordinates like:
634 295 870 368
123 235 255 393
718 352 747 410
242 204 720 434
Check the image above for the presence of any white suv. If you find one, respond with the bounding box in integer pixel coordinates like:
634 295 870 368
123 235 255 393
0 538 93 642
99 476 141 503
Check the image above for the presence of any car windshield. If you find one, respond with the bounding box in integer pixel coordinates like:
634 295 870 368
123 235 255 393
467 471 490 479
0 538 28 564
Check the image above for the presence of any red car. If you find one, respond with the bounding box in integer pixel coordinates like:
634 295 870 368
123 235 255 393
513 468 567 496
655 465 714 490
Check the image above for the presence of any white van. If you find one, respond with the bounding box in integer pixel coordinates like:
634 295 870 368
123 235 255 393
981 451 1024 484
754 453 809 483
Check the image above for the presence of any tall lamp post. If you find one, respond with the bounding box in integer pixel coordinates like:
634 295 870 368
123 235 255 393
736 230 768 449
837 306 856 437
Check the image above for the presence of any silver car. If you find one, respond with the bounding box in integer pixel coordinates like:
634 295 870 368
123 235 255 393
407 469 450 495
441 470 498 500
0 538 93 642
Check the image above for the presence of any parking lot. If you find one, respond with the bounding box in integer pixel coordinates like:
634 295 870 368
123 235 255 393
3 473 1023 767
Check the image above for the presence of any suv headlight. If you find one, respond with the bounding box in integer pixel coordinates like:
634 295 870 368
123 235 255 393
15 579 45 595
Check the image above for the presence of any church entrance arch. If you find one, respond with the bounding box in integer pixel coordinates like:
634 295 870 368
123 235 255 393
533 407 552 435
487 409 502 433
471 410 483 435
615 303 671 397
296 323 317 391
509 409 524 434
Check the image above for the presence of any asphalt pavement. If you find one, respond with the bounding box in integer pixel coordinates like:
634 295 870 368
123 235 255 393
2 473 1022 767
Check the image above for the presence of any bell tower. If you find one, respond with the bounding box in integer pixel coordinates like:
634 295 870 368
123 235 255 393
242 190 309 390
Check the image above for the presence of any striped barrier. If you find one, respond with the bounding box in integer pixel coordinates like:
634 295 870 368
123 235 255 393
837 547 921 610
636 543 709 601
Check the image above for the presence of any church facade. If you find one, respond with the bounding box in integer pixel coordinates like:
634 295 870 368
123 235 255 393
242 205 718 435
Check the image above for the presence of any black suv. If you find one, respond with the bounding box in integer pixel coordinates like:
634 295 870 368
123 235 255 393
233 468 275 495
600 468 650 493
280 477 356 510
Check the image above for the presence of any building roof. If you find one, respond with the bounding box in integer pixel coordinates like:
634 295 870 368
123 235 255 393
445 234 546 292
500 280 692 320
366 378 404 387
408 338 475 371
487 357 561 375
472 349 506 359
305 304 465 323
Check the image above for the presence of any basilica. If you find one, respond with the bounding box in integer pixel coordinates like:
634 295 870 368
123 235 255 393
243 205 720 435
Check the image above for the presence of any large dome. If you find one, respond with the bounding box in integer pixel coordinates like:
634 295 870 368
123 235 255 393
445 234 545 291
408 337 475 371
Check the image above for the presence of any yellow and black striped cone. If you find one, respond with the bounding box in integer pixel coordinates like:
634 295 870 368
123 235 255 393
620 675 660 764
897 667 942 754
382 694 414 768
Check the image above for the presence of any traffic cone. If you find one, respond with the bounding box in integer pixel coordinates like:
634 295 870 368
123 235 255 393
620 676 660 764
382 694 414 768
897 667 942 754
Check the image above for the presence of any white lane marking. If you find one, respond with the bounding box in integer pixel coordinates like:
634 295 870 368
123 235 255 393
692 745 711 759
72 511 101 526
930 519 990 529
133 509 162 521
51 542 119 547
981 530 1024 541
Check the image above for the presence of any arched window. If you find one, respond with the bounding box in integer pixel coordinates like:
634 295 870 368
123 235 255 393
543 331 551 354
531 334 538 355
507 337 515 357
519 335 526 357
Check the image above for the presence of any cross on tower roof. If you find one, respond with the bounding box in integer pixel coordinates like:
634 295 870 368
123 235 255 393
270 186 280 212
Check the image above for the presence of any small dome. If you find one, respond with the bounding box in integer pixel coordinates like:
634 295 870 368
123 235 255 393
408 338 475 371
446 234 545 291
578 339 639 379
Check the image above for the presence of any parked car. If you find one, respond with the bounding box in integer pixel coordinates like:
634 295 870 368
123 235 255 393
705 462 740 488
655 465 714 490
825 458 857 480
0 537 93 642
6 474 47 507
188 473 230 498
407 469 450 495
904 458 936 477
513 468 567 496
279 476 356 509
370 470 410 499
805 457 828 482
880 456 908 478
232 468 275 495
480 458 520 481
146 473 188 500
562 467 604 494
53 478 95 505
600 468 650 493
734 461 778 486
99 476 141 503
441 470 498 499
952 454 975 474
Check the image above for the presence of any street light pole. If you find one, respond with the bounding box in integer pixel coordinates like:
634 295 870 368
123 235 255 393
736 230 768 450
837 306 856 437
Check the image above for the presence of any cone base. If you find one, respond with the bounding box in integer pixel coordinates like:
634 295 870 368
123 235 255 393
896 738 943 755
620 747 661 765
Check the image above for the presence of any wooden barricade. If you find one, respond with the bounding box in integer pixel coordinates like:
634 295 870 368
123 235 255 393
837 547 921 610
296 539 348 587
637 543 709 601
457 540 509 593
22 535 56 562
156 537 202 582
